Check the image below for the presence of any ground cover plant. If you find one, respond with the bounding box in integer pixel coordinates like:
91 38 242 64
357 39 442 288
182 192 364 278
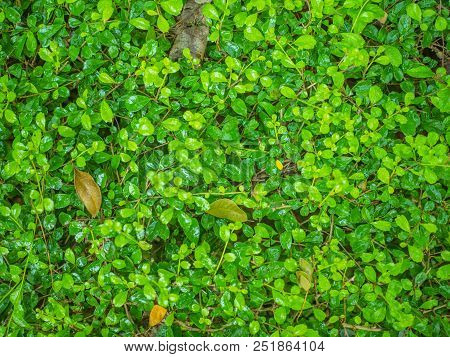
0 0 449 337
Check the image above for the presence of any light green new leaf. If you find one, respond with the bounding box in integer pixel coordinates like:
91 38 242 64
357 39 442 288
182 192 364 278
244 27 264 42
371 221 391 232
384 46 402 67
157 15 170 33
395 215 410 232
377 167 390 184
280 86 296 99
100 100 113 122
130 18 150 30
406 3 422 22
99 72 116 84
408 245 423 263
295 35 316 50
161 0 183 16
436 265 450 280
202 3 220 20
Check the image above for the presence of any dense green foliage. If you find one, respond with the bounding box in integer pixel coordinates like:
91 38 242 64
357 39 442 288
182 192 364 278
0 0 449 337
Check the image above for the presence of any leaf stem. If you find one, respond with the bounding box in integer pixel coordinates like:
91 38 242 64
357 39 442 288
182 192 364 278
214 239 229 276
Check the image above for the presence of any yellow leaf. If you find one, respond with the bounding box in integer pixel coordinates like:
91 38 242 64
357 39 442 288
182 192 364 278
74 168 102 217
299 258 313 278
206 198 247 222
297 258 313 292
149 304 167 327
276 160 284 170
296 271 311 292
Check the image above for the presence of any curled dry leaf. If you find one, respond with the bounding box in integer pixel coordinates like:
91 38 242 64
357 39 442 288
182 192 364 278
206 198 247 222
149 304 167 327
74 168 102 217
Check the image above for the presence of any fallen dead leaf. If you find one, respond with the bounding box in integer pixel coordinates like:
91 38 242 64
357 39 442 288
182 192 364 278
74 168 102 217
149 304 167 327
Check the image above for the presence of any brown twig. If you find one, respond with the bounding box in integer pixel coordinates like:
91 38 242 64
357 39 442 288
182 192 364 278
342 323 382 332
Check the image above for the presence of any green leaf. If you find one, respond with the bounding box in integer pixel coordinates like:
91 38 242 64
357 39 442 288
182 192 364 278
130 18 150 30
408 245 423 263
162 118 181 131
231 98 247 117
64 248 75 265
137 117 154 136
294 35 317 49
99 73 116 84
5 7 21 23
423 168 438 184
406 66 434 79
160 208 174 224
124 95 150 112
4 109 16 124
157 15 170 33
58 126 76 138
161 0 183 16
436 265 449 280
249 321 260 335
313 308 327 322
280 86 296 98
421 223 437 233
435 16 447 31
280 231 292 250
364 266 377 282
363 301 386 323
318 274 331 292
274 306 287 324
113 290 128 307
26 31 37 53
395 215 410 232
98 0 114 22
406 3 422 22
38 48 53 62
371 221 391 232
210 71 227 83
377 167 390 184
384 46 402 67
369 86 383 104
244 27 264 42
100 100 114 122
206 199 247 222
202 3 220 20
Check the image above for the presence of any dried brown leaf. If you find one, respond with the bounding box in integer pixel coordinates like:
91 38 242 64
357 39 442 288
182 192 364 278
149 305 167 327
74 168 102 217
